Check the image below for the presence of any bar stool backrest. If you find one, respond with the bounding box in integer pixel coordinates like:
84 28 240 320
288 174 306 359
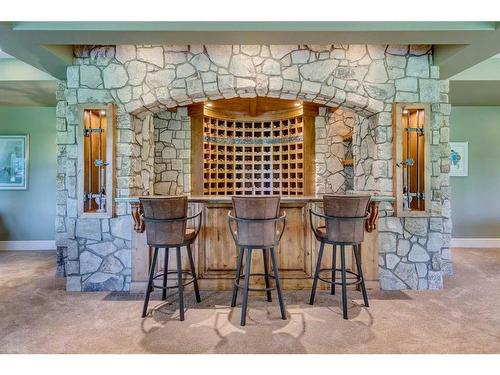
323 194 371 244
232 196 280 247
140 196 188 246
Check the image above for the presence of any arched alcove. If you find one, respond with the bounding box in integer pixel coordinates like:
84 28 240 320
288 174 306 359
125 95 378 201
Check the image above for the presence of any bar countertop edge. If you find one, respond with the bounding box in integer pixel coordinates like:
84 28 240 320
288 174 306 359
115 193 395 204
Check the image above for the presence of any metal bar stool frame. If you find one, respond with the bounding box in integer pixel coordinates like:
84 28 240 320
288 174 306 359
228 211 287 326
141 210 202 321
308 209 370 320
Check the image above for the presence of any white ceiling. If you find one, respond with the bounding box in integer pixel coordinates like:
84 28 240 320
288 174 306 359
0 51 57 106
0 50 14 59
0 81 56 106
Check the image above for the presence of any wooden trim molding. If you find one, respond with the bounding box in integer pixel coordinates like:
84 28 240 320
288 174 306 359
188 103 204 195
302 102 318 195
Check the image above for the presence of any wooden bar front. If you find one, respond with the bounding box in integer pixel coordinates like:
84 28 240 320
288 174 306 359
128 196 382 292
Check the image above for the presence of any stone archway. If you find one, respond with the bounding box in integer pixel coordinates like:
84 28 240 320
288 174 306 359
115 44 386 118
127 99 377 202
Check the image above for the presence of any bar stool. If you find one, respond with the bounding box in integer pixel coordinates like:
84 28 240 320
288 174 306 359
228 196 287 326
140 196 202 320
309 194 371 319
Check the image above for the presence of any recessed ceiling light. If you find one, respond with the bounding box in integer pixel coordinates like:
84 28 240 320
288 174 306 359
100 110 106 115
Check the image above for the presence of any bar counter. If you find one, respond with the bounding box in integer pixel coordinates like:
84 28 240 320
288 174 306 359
116 194 394 292
116 194 393 204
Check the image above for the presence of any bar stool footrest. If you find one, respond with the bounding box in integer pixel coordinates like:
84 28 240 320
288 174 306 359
152 271 196 289
234 272 276 292
316 268 361 286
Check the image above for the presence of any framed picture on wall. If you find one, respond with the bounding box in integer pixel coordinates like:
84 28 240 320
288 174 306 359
0 135 30 190
449 141 468 177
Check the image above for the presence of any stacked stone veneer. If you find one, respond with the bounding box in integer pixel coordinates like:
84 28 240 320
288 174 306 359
153 109 191 195
315 107 359 193
55 44 451 291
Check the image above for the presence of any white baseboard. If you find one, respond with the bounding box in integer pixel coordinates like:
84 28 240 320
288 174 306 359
451 238 500 248
0 240 56 251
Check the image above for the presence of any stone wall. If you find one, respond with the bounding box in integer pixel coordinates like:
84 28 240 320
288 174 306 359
55 82 133 291
134 114 155 196
153 108 191 195
377 92 452 290
315 107 358 193
354 116 381 192
55 44 452 291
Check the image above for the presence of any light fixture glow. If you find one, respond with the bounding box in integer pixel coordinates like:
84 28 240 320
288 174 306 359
205 102 213 107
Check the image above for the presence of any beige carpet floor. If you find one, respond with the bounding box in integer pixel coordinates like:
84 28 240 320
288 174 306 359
0 248 499 354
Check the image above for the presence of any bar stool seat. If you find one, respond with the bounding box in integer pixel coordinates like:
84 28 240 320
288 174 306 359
309 194 371 320
140 196 202 321
228 196 287 326
314 226 368 244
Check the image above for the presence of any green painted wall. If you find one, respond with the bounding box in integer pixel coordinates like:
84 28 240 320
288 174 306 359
0 107 56 241
450 106 500 238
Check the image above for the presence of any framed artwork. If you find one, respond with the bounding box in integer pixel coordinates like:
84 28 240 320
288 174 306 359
0 135 30 190
449 141 468 177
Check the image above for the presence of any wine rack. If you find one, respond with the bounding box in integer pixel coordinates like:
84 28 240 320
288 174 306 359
202 115 304 196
